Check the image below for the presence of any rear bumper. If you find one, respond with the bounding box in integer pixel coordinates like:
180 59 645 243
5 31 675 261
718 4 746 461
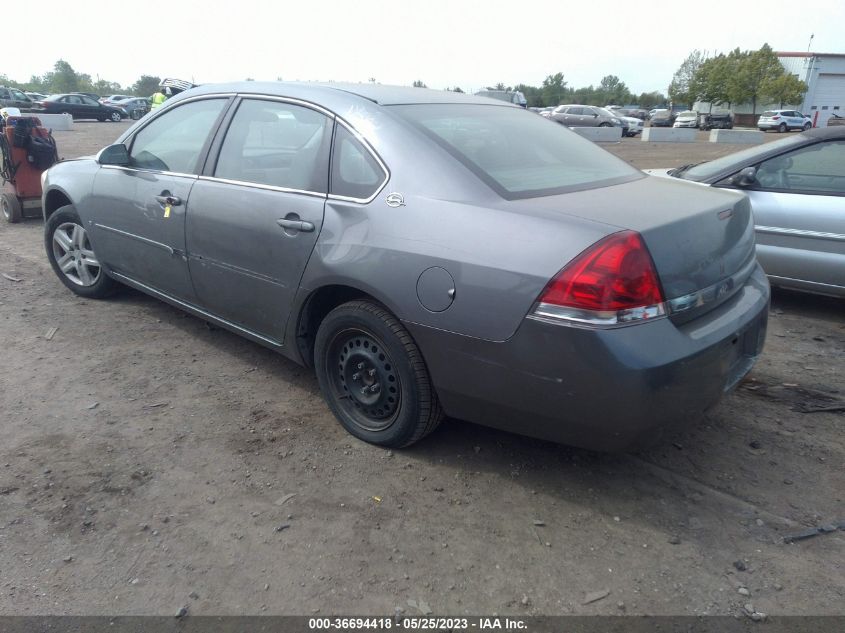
408 264 770 452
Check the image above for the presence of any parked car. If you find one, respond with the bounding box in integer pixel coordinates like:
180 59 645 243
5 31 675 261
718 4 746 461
35 94 125 121
758 110 812 132
40 82 769 451
25 91 48 102
648 126 844 297
549 105 625 132
115 97 151 118
620 115 644 136
0 86 36 111
826 113 845 127
100 94 133 106
649 110 676 127
673 111 699 128
699 113 733 130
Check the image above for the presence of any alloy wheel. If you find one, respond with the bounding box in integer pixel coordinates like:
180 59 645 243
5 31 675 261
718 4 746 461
51 222 101 287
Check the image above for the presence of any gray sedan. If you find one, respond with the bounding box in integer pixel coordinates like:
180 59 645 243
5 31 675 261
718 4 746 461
651 127 844 298
40 83 769 451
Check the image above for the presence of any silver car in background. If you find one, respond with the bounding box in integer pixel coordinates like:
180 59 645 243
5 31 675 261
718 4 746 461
651 126 844 297
41 83 769 451
548 104 622 128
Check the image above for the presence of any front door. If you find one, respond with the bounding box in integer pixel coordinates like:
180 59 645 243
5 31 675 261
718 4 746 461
186 97 333 342
87 97 230 301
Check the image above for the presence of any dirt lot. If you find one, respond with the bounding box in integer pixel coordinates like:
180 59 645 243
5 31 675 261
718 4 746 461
0 121 843 617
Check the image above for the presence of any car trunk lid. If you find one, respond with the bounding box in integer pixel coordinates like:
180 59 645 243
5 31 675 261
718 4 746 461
512 175 756 320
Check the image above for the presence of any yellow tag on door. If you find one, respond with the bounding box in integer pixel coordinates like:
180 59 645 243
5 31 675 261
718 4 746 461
164 206 171 218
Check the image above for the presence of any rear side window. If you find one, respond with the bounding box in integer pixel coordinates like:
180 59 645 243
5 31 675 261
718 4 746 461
130 98 226 174
215 99 331 193
329 125 387 200
392 104 640 199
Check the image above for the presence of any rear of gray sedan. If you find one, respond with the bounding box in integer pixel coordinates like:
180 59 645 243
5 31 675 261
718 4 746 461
40 84 769 451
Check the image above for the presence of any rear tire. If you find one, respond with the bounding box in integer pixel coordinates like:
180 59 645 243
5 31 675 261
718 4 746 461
44 205 119 299
314 300 444 448
778 123 787 133
1 193 22 223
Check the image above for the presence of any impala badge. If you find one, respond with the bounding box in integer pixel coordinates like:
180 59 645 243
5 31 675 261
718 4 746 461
386 193 405 208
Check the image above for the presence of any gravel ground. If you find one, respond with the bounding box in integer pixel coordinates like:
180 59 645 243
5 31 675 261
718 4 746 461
0 121 842 617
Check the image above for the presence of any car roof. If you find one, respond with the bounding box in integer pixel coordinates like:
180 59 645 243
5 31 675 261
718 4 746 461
179 81 503 106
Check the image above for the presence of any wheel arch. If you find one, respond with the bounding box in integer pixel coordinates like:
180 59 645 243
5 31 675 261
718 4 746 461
293 283 402 369
43 186 73 221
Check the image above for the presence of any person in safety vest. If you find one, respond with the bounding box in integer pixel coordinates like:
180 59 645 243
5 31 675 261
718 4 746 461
150 89 167 110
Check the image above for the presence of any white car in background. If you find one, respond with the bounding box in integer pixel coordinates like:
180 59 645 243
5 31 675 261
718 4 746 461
673 111 698 128
758 110 812 132
621 115 644 136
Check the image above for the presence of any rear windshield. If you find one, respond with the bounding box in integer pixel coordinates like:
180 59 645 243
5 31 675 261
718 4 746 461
682 134 806 181
391 104 640 199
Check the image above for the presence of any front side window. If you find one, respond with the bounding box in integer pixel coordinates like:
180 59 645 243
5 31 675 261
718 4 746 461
393 104 640 199
330 125 386 200
81 96 99 106
215 99 331 192
130 98 226 173
754 141 845 194
11 89 27 101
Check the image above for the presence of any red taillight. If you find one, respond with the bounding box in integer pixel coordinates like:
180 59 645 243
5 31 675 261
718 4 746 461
534 231 666 325
772 116 780 120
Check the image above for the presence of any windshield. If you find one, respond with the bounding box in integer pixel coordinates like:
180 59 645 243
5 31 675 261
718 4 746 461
681 134 807 181
392 104 641 199
678 111 696 117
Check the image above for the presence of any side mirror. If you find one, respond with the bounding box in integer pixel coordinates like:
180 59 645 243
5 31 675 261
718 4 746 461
97 143 130 167
730 166 758 188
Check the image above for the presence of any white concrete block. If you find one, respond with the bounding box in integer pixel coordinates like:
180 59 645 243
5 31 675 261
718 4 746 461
641 128 696 142
708 129 765 144
569 126 622 142
32 113 73 131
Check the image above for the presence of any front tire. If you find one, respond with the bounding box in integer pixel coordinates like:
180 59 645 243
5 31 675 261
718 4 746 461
314 300 444 448
778 123 787 133
803 122 812 130
109 111 122 122
44 205 119 298
1 193 22 223
598 122 612 127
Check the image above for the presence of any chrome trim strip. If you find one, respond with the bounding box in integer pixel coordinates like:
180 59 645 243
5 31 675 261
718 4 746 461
232 93 337 120
100 164 199 179
109 271 282 347
529 302 667 328
187 254 288 287
667 255 757 315
326 118 391 205
196 175 327 199
755 225 845 242
93 223 174 255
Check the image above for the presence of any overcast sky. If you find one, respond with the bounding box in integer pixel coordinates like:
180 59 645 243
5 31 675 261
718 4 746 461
9 0 844 94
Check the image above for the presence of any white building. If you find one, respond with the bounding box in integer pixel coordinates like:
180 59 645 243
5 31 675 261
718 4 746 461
693 51 845 126
778 51 845 126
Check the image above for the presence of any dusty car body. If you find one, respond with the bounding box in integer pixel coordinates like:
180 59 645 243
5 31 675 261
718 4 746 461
41 83 769 451
649 127 844 298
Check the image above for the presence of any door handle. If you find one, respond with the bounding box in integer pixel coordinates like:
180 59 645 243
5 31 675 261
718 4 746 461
155 195 182 206
276 218 315 233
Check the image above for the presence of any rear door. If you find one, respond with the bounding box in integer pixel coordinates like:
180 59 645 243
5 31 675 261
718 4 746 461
88 97 230 300
185 97 333 343
741 139 845 291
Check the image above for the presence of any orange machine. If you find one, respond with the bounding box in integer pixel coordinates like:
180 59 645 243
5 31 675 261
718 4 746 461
1 115 58 223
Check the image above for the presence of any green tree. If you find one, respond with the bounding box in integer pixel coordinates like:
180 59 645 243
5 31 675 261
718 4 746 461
668 50 706 109
761 70 807 108
598 75 632 106
541 72 566 106
451 86 464 93
693 53 734 110
731 44 782 114
131 75 162 97
46 60 80 93
412 79 427 88
637 91 665 108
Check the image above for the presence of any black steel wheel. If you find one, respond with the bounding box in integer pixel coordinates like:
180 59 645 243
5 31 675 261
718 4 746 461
314 300 443 447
